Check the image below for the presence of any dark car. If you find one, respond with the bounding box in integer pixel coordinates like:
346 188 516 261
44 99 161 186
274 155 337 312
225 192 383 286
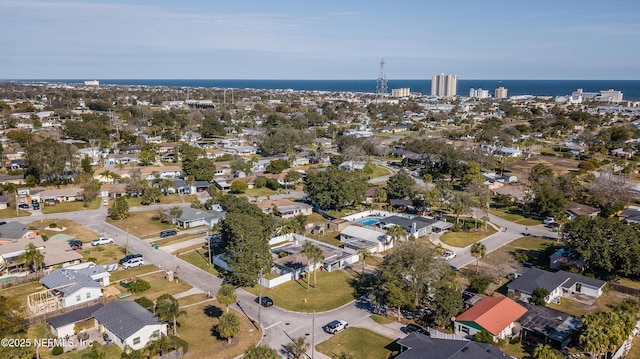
18 203 29 209
68 239 83 250
160 229 177 238
32 202 40 210
405 323 428 334
119 253 143 264
255 296 274 307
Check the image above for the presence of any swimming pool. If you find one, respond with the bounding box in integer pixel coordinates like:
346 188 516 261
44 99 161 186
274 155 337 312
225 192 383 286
357 217 381 226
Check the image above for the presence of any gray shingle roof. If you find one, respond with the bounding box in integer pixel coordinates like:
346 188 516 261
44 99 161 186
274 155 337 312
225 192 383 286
40 268 102 296
48 304 104 329
396 333 509 359
381 215 436 230
92 301 163 340
507 267 605 295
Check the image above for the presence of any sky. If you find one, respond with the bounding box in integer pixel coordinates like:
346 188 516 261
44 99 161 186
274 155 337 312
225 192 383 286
1 0 639 80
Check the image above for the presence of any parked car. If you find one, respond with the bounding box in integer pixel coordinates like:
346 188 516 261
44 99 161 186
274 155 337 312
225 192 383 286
102 199 109 206
68 239 83 250
122 257 144 269
160 229 177 238
32 202 40 210
543 217 556 225
404 323 428 335
441 251 456 261
255 296 274 307
91 237 114 246
18 203 29 209
324 320 348 334
119 253 143 264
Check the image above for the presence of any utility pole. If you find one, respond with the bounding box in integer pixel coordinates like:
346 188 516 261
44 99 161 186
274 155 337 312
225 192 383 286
257 268 263 332
15 191 18 217
311 311 315 359
207 228 212 265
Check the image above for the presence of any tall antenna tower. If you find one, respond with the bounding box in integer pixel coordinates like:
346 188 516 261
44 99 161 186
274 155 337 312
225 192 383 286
375 58 388 103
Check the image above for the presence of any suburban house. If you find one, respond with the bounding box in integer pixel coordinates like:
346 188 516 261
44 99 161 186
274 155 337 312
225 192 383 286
99 183 128 199
454 296 527 340
93 301 168 351
35 188 84 204
396 332 509 359
338 160 366 171
172 206 226 229
618 205 640 223
0 195 9 210
564 201 600 220
518 302 580 349
48 303 105 338
35 265 106 313
380 215 438 239
255 199 313 219
339 225 390 253
0 221 38 240
0 235 82 275
507 267 606 304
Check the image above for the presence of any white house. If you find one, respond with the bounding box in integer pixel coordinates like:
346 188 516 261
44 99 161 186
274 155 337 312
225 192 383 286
39 267 104 309
507 267 606 304
93 301 168 351
339 225 390 253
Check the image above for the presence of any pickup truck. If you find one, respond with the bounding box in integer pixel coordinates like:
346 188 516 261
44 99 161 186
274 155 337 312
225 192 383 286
91 237 114 246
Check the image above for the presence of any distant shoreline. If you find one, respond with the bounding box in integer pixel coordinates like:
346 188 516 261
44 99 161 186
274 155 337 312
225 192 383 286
5 79 640 101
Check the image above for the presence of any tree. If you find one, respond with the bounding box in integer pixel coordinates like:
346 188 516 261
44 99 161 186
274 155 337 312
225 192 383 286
216 284 237 314
386 224 408 247
357 247 372 275
286 336 310 359
81 155 94 174
229 180 248 194
429 284 463 328
530 287 550 306
484 251 518 285
469 276 492 294
217 312 240 343
470 242 486 275
190 157 216 181
460 161 485 187
140 187 162 205
378 242 452 309
265 159 289 174
0 296 25 336
155 294 186 336
473 330 494 344
109 197 130 220
302 241 316 290
304 166 367 210
134 297 155 313
385 170 415 199
25 137 78 184
244 345 279 359
284 171 302 189
533 344 561 359
22 243 44 273
450 193 472 224
310 244 324 288
138 149 156 166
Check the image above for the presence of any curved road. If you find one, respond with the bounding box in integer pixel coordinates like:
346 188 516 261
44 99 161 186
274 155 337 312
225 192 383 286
14 204 553 358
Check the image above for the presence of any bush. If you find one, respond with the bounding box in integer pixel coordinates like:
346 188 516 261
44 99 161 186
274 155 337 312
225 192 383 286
128 279 151 293
169 334 189 354
509 336 521 344
469 276 492 294
135 296 155 312
51 346 64 356
473 330 494 343
49 222 58 228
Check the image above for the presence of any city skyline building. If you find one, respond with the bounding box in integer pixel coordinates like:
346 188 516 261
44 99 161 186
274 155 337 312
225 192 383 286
495 86 508 99
431 73 457 97
469 88 489 99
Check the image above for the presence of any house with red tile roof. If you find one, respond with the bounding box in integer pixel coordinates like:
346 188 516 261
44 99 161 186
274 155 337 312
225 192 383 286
454 296 527 340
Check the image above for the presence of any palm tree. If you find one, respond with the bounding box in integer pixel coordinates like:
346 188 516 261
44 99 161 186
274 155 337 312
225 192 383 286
302 241 315 291
216 284 237 314
101 170 116 184
311 245 324 288
285 336 310 359
357 247 372 275
451 194 471 224
386 225 407 249
532 344 555 359
218 312 240 344
470 242 486 275
155 294 187 336
22 243 44 273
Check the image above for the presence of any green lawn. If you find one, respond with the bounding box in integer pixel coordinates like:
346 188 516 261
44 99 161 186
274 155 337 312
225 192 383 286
109 265 159 281
242 187 277 197
151 232 203 247
489 208 542 226
123 271 193 302
497 236 558 268
179 250 220 277
55 344 123 359
0 208 31 218
316 327 398 359
440 228 497 247
78 243 126 265
41 198 100 214
368 165 393 178
124 194 196 208
29 218 99 242
107 210 176 239
244 270 356 312
370 314 395 324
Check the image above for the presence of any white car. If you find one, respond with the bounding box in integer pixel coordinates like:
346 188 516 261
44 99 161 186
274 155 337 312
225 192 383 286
441 251 456 261
324 320 348 334
543 217 556 225
91 237 114 246
102 199 109 206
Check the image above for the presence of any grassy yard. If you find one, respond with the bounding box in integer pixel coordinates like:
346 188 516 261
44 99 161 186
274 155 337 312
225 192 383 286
107 210 176 239
0 208 31 218
120 271 193 302
368 165 393 178
242 187 277 197
313 231 343 247
53 344 123 359
316 327 398 359
495 236 559 269
124 194 196 207
244 270 356 312
0 280 43 308
370 314 395 324
489 208 542 226
179 250 220 277
178 301 261 359
178 293 211 307
78 243 126 264
547 290 635 317
150 232 203 247
41 198 101 214
440 227 497 247
109 264 159 281
28 219 99 242
304 213 330 226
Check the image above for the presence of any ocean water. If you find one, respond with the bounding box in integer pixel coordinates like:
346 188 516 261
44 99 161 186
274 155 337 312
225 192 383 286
29 79 640 101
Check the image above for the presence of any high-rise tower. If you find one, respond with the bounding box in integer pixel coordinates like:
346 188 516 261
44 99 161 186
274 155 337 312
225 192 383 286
376 58 388 102
431 73 458 97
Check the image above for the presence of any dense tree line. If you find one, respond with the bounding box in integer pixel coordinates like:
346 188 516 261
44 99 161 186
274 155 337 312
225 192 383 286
304 166 367 210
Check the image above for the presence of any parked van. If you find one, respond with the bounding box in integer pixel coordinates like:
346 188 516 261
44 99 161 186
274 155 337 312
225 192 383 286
160 230 178 238
122 257 144 269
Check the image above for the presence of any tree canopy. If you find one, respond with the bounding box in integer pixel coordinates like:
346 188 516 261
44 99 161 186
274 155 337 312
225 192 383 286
385 170 415 199
304 166 367 210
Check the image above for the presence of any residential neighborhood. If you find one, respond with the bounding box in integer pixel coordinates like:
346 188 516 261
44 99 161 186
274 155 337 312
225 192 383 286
1 80 640 359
